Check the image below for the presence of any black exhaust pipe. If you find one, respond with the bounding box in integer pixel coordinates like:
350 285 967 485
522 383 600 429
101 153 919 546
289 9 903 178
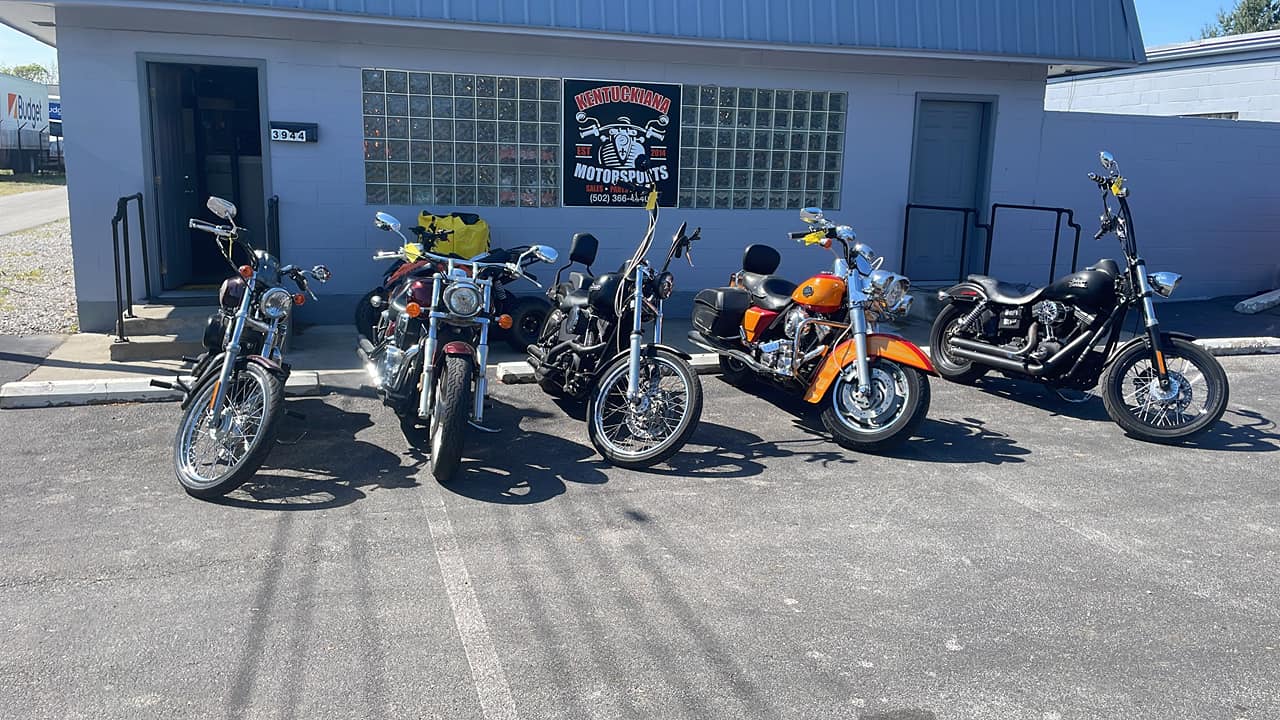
949 329 1095 377
686 330 772 375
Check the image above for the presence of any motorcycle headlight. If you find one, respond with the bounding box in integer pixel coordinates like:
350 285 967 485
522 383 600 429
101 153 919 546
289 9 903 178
868 270 909 308
1147 272 1181 298
442 282 482 318
655 272 675 300
259 287 293 319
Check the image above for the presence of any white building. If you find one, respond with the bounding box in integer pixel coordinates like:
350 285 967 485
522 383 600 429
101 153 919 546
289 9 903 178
1047 30 1280 121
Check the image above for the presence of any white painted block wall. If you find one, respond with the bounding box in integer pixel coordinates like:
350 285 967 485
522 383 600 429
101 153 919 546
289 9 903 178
1046 59 1280 122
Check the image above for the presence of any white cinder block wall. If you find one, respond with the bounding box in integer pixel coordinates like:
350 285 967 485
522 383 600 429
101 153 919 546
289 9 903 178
1046 59 1280 122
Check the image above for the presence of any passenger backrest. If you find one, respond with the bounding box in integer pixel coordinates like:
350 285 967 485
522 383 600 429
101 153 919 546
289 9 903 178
742 244 781 275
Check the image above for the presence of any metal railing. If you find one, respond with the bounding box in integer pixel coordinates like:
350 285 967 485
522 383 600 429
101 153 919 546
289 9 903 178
901 204 991 283
110 193 150 343
985 204 1083 284
267 194 281 259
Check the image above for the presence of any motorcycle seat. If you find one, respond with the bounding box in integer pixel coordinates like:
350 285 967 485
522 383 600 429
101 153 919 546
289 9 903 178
559 289 591 310
740 273 798 312
966 275 1044 305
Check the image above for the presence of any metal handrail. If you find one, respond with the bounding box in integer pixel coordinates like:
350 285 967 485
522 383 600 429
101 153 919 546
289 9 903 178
985 204 1083 284
901 204 991 283
110 193 150 343
267 194 281 259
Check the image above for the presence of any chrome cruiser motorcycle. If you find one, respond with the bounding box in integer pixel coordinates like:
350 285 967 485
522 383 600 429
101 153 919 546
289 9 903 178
155 196 331 498
527 185 704 469
358 211 557 482
929 151 1229 442
688 208 932 452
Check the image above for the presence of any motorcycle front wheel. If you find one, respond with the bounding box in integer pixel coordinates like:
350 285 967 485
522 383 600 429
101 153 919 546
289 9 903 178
429 354 474 483
174 363 284 499
821 358 930 452
587 349 703 469
1101 337 1228 443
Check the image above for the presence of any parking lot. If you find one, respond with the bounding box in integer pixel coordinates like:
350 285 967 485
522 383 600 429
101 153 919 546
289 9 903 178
2 355 1278 719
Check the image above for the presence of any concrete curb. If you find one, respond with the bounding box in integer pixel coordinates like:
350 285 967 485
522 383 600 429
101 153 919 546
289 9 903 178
0 372 323 409
4 337 1278 408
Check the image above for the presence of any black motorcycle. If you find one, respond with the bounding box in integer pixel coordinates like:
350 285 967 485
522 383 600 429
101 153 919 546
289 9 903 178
929 151 1228 443
527 183 704 468
358 210 558 482
355 225 551 353
155 196 331 498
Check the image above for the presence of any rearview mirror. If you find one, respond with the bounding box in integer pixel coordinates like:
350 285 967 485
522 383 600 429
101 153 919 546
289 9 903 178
530 245 559 265
374 212 401 232
1099 151 1118 175
311 265 332 283
852 242 876 261
800 207 825 225
207 196 237 220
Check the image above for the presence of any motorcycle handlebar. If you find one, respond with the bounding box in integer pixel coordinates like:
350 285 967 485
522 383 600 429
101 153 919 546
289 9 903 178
189 218 232 237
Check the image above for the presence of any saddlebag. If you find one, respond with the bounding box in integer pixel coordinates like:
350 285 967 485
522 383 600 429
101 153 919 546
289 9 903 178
693 287 750 338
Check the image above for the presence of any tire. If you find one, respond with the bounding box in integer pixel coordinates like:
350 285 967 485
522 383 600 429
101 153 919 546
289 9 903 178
430 354 474 482
174 363 285 499
1101 337 1228 443
821 359 930 453
587 348 703 469
355 290 380 342
718 355 755 387
506 297 550 353
929 303 988 385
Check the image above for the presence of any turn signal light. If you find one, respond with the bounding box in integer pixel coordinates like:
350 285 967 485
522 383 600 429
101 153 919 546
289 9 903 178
405 302 423 318
293 293 306 306
497 314 513 330
238 265 253 279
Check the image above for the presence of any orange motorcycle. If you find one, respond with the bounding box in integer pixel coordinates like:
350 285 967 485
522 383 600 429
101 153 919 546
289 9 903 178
688 208 934 452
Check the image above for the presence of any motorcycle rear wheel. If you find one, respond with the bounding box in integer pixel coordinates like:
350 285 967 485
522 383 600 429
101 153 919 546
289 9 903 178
587 349 703 469
718 355 754 387
430 354 473 483
174 363 284 499
821 358 929 452
929 303 988 385
505 297 549 353
1101 337 1228 443
355 290 380 342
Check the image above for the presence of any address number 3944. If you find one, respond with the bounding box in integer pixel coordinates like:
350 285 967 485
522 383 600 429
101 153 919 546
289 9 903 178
271 128 308 142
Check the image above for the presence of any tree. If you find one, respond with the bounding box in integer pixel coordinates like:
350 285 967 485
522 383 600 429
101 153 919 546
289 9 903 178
0 62 56 84
1201 0 1280 38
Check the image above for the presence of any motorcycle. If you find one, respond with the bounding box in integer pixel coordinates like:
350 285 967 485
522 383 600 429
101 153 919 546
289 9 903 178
355 225 551 353
688 208 933 452
527 183 704 469
929 151 1229 443
154 196 331 498
358 211 558 482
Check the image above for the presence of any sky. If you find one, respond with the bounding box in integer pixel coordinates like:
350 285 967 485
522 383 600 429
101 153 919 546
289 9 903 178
0 0 1246 69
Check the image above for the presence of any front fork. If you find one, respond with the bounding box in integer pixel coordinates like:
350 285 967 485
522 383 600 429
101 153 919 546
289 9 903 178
842 302 874 401
1134 260 1172 390
626 265 646 402
207 275 256 432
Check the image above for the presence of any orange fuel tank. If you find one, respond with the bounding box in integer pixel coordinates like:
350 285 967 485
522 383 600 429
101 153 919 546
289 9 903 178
792 273 846 313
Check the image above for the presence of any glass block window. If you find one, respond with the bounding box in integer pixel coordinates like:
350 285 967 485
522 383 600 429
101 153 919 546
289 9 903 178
362 69 562 207
677 85 846 210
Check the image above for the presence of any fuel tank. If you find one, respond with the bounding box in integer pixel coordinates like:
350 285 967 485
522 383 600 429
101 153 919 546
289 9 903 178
791 273 846 313
1042 267 1117 310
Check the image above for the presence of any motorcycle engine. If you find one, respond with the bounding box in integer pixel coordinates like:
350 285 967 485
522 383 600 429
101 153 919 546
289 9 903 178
1029 301 1075 361
783 306 830 354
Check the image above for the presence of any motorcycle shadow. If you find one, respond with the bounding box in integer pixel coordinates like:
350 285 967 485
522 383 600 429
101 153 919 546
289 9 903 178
213 397 420 511
966 375 1113 422
410 397 610 505
1160 407 1280 453
653 420 856 479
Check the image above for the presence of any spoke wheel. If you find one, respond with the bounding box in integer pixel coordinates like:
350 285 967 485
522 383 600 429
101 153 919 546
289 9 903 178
928 303 987 384
174 363 284 499
1102 337 1228 442
587 349 703 468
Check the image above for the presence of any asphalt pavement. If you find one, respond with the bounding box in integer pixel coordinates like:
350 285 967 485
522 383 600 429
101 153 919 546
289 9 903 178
0 334 64 385
0 187 69 236
1 356 1278 719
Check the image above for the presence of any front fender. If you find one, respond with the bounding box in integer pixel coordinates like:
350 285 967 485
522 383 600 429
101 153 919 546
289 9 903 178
1105 331 1198 369
802 333 936 404
604 343 693 367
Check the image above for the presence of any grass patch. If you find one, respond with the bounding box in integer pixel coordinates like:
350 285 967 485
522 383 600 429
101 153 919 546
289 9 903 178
0 171 67 198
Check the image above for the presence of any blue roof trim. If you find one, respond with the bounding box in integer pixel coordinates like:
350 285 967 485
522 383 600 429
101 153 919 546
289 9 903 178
188 0 1145 64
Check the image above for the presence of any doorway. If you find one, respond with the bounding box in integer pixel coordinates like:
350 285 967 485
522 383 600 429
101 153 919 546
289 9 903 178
905 98 991 284
146 62 266 291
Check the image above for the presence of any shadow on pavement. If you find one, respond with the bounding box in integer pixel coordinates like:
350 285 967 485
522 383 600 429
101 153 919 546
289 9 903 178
964 375 1113 422
1172 407 1280 453
654 421 856 479
213 398 419 510
885 416 1031 464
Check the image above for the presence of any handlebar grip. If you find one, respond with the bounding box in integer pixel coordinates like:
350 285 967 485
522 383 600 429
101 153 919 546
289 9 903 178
788 231 810 240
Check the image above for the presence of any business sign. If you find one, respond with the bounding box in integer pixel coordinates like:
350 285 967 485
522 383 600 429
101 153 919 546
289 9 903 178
562 79 680 208
269 121 318 143
5 92 43 124
48 100 61 122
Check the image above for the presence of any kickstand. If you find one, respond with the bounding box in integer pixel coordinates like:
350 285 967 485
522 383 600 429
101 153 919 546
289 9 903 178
468 420 502 434
1054 388 1093 404
276 430 309 446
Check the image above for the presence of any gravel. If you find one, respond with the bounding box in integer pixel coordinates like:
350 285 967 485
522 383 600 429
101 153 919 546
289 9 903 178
0 219 77 335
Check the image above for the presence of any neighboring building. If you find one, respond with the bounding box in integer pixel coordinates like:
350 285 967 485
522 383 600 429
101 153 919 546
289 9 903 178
1047 30 1280 121
0 1 1212 334
0 71 50 173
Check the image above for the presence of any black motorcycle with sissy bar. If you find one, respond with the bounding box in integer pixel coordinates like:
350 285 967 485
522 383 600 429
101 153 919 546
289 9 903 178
156 196 331 498
929 151 1228 442
527 182 704 468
